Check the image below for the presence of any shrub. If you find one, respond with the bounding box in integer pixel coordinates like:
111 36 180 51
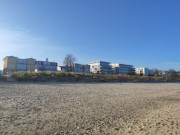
0 74 5 81
99 77 106 82
10 72 180 82
133 79 140 82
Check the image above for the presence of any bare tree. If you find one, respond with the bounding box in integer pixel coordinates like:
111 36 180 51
63 54 77 72
168 69 177 78
152 68 160 76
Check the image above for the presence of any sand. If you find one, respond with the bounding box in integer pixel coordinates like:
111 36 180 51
0 82 180 135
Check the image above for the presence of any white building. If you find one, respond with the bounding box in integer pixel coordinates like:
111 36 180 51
88 61 112 74
135 67 150 76
111 63 134 75
88 61 135 75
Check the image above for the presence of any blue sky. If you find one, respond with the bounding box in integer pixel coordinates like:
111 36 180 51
0 0 180 71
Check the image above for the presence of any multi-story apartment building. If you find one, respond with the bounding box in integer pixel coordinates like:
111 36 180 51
16 58 35 72
66 63 90 73
111 63 134 75
88 61 112 74
35 58 57 72
73 63 82 73
135 67 150 76
3 56 17 74
81 64 90 73
3 56 35 74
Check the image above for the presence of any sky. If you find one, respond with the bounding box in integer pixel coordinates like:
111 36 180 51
0 0 180 71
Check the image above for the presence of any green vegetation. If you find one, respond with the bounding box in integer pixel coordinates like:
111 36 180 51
10 72 180 82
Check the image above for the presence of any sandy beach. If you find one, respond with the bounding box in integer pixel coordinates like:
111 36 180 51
0 83 180 135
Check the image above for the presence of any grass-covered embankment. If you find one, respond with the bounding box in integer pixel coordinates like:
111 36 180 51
10 71 180 82
0 74 5 81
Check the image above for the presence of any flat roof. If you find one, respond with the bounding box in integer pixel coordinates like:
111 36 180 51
111 63 133 66
3 56 35 60
88 61 110 64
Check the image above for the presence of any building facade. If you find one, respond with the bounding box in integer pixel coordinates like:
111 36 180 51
88 61 112 74
66 63 90 73
148 69 154 76
111 63 134 75
3 56 35 74
35 58 57 72
177 71 180 77
81 64 90 73
16 58 35 72
73 63 82 73
135 67 150 76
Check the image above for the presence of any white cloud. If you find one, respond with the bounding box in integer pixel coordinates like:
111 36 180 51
0 27 68 69
0 28 44 53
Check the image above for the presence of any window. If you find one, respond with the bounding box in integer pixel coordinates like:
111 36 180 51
28 65 34 69
16 64 27 69
8 64 15 69
29 60 32 64
8 58 15 62
17 59 27 64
